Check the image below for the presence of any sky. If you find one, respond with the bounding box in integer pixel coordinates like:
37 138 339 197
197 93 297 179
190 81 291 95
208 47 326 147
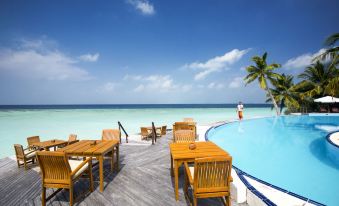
0 0 338 104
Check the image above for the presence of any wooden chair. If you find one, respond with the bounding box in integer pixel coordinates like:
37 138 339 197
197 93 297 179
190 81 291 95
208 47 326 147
174 130 196 143
184 156 233 206
102 129 121 143
173 122 196 141
183 118 194 122
161 125 167 136
102 129 120 171
13 144 37 170
27 136 40 150
36 151 93 206
140 127 151 140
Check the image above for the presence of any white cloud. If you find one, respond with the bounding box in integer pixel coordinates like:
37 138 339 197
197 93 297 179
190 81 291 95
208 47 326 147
284 49 326 69
228 77 244 88
123 74 143 80
126 74 194 93
183 49 250 80
127 0 155 15
0 39 91 81
79 53 100 62
207 82 225 89
102 82 116 92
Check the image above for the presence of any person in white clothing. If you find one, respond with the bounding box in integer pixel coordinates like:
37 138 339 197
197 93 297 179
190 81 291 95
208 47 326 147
236 102 244 120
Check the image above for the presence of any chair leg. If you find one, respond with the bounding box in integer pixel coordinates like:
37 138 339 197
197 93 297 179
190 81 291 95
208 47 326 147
183 172 188 195
69 185 74 206
89 162 94 192
226 195 231 206
41 186 46 206
16 160 20 168
24 160 28 170
111 150 114 172
193 195 197 206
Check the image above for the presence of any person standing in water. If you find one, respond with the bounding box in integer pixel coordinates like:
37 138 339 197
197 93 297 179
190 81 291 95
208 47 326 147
237 102 244 120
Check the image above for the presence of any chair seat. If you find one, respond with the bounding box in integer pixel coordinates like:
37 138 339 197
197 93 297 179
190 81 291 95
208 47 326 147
24 151 36 159
69 160 89 179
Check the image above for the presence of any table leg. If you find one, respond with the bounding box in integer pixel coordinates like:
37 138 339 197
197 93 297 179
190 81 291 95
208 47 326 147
111 148 114 172
174 160 179 201
170 154 174 177
116 145 119 171
99 155 104 192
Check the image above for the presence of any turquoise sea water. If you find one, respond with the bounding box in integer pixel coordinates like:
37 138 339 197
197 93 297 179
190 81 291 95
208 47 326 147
208 116 339 206
0 105 274 158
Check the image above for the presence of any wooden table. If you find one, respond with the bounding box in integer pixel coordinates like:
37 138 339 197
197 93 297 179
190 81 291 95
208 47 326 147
32 139 67 151
169 141 229 201
58 140 119 192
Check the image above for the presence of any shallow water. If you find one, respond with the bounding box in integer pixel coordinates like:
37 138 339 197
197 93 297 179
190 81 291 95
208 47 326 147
208 116 339 206
0 106 274 158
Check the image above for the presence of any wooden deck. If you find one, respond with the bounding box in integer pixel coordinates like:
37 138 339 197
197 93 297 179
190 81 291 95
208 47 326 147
0 132 247 206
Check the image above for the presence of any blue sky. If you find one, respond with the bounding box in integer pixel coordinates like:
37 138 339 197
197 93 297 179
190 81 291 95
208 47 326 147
0 0 338 104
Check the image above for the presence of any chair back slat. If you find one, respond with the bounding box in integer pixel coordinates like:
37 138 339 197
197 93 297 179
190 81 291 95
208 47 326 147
161 125 167 135
102 129 121 142
68 134 77 142
27 136 40 149
194 156 232 194
37 151 71 184
174 130 195 143
14 144 25 157
173 122 196 140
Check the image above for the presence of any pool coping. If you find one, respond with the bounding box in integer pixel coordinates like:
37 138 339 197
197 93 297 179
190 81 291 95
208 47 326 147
204 117 326 206
326 131 339 148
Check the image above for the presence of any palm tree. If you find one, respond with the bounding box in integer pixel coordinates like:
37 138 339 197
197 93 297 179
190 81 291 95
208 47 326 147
296 61 339 98
244 52 281 115
315 33 338 67
266 74 300 114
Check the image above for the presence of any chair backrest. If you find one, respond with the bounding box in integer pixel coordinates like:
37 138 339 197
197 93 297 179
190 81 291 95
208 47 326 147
68 134 77 142
27 136 40 148
161 125 167 135
174 130 195 143
36 151 71 184
140 127 149 136
102 129 121 142
194 156 232 194
183 118 194 122
14 144 25 158
173 122 196 140
173 122 196 131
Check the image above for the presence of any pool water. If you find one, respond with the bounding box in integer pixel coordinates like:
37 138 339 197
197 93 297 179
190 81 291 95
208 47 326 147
207 116 339 206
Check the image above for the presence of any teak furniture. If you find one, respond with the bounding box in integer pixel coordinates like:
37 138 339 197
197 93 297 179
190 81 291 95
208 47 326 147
184 156 232 206
36 151 93 206
57 140 119 192
173 122 196 141
27 136 41 150
174 130 196 143
32 139 67 151
102 129 120 171
169 141 230 201
160 125 167 136
13 144 37 170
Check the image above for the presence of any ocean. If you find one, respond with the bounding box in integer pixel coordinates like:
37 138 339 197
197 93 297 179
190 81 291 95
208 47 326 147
0 104 274 158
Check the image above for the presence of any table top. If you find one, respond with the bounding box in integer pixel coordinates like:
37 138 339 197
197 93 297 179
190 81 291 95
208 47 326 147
58 140 119 156
170 141 229 160
32 139 66 148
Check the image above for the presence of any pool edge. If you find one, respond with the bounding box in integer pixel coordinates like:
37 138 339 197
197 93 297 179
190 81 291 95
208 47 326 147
204 117 326 206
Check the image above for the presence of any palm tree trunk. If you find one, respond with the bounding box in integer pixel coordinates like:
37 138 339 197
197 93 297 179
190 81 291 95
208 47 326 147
266 87 281 116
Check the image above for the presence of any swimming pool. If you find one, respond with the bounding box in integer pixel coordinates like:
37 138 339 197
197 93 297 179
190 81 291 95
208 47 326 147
207 115 339 206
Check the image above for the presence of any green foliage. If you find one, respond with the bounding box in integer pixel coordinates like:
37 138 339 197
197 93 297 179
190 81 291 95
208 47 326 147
244 52 281 115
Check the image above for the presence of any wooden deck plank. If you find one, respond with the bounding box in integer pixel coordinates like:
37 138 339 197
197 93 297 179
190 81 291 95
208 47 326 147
0 132 247 206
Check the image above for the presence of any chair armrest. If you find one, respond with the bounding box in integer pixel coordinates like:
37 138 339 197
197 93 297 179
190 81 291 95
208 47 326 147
229 176 233 182
24 150 36 156
71 157 92 177
184 162 194 184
